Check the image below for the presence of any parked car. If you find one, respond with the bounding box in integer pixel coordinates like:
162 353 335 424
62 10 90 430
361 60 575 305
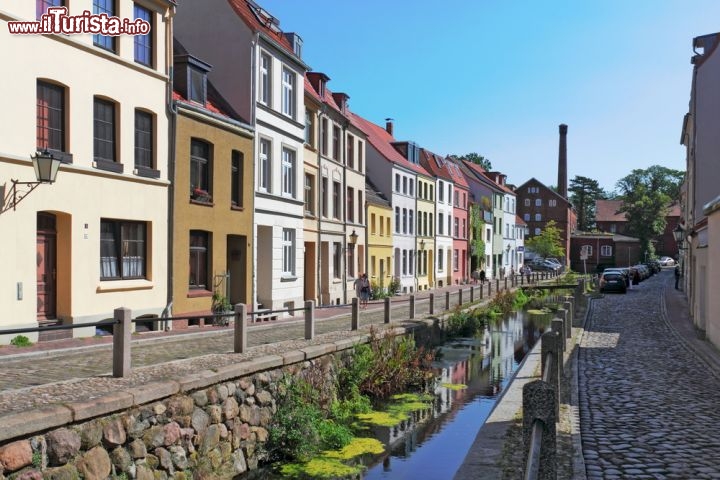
659 256 675 266
603 267 630 287
533 260 561 272
600 271 627 294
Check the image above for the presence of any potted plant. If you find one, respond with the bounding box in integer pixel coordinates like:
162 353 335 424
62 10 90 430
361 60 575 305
211 291 232 326
191 186 212 203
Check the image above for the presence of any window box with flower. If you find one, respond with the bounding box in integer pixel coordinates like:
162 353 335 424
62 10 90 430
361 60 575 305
191 186 212 204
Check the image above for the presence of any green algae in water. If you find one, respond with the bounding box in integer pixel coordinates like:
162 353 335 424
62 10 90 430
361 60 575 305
281 457 362 478
323 437 385 460
441 383 468 390
527 308 551 315
356 410 407 427
357 393 434 428
280 438 385 478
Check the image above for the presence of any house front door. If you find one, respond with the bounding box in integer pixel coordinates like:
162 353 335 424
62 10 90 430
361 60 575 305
37 212 57 321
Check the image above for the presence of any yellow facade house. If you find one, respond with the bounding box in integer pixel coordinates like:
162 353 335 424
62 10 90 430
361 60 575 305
416 174 436 290
170 53 254 326
366 180 394 291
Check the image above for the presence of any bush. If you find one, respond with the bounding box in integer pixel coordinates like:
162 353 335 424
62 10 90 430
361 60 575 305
10 335 33 347
370 282 389 300
387 277 401 296
445 309 486 337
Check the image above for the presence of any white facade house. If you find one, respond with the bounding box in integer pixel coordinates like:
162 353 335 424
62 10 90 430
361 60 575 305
0 0 175 343
351 117 430 294
175 0 309 314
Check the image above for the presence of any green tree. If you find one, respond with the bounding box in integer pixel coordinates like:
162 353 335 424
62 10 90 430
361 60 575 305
457 153 492 171
616 165 685 259
569 175 607 231
525 220 565 259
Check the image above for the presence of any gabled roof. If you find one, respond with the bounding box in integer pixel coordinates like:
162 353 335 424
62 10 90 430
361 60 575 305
595 199 627 222
419 149 452 182
516 215 527 226
227 0 304 65
459 159 507 195
572 231 640 243
173 90 234 120
366 178 391 208
304 73 343 115
349 113 430 177
516 177 571 205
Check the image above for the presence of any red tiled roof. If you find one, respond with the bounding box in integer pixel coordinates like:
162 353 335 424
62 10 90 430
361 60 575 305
420 149 453 181
227 0 297 58
462 160 514 195
173 91 228 117
349 112 430 177
595 199 627 222
516 215 527 226
304 73 343 114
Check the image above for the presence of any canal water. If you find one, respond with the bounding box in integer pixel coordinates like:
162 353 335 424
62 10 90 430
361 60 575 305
362 308 551 479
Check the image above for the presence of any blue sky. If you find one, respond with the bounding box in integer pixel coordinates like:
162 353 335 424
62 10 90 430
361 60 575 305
260 0 720 193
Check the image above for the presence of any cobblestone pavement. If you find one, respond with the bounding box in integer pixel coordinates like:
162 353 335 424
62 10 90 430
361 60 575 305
0 282 517 415
579 270 720 479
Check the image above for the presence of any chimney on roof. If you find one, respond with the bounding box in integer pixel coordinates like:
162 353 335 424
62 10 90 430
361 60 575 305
558 124 568 198
385 118 394 136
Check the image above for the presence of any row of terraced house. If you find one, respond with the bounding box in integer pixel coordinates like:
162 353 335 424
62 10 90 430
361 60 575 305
0 0 529 344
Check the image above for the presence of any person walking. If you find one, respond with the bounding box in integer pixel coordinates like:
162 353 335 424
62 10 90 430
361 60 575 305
479 269 486 284
354 273 371 308
675 264 681 290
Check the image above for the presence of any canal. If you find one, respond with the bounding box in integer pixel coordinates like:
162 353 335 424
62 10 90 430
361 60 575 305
362 307 551 479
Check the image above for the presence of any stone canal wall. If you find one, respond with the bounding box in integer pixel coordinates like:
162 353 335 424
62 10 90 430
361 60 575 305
0 324 429 480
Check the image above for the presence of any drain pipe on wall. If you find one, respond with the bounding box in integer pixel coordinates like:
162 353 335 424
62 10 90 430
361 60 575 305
164 4 177 331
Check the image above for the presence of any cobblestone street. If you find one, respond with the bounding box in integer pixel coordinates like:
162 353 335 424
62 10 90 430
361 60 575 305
579 269 720 479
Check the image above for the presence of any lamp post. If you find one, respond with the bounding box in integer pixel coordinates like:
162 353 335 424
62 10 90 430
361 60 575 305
3 150 61 213
673 224 685 250
343 229 359 305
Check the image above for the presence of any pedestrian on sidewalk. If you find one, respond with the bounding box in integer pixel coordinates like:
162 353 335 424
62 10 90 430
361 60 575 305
354 273 371 308
675 264 681 289
479 269 486 284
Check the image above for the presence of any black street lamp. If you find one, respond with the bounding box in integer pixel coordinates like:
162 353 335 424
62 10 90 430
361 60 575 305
2 150 62 213
673 224 686 250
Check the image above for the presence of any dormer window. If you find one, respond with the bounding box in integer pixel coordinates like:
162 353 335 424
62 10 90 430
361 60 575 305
174 54 212 107
284 32 303 59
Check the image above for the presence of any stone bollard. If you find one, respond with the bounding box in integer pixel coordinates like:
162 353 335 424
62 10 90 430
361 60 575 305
488 281 492 296
409 294 416 319
551 318 565 353
305 300 315 340
523 380 557 480
445 291 450 311
563 300 574 329
541 331 562 417
480 283 484 299
496 279 500 293
470 286 475 303
384 297 391 324
557 308 570 342
352 297 360 330
504 277 508 290
458 288 463 306
429 293 435 315
521 274 525 286
234 303 247 353
113 307 132 378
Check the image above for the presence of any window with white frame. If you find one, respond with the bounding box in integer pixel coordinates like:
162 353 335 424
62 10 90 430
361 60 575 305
438 248 444 270
281 67 295 118
281 147 295 197
259 52 271 105
525 198 530 207
549 199 557 207
395 207 400 233
583 245 593 255
601 245 612 257
282 229 295 275
535 213 542 221
409 210 414 234
535 227 541 235
524 213 530 221
259 138 270 191
535 198 542 207
453 249 459 271
332 242 341 279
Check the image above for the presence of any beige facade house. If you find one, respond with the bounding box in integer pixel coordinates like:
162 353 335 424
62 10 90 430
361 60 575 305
680 32 720 346
0 0 174 344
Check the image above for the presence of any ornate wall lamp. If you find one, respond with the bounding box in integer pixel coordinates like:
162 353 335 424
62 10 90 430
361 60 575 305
2 150 61 213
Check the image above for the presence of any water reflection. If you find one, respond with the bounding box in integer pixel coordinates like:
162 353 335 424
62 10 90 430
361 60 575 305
364 308 551 479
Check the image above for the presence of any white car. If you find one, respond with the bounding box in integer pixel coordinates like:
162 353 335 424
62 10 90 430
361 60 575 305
658 256 675 266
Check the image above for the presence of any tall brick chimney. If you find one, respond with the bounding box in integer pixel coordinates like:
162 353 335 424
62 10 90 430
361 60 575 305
558 124 568 198
385 118 394 136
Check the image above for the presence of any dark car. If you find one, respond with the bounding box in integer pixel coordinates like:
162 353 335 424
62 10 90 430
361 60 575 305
600 271 627 294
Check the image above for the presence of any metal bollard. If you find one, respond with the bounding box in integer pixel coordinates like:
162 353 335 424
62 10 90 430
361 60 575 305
351 297 360 330
113 307 132 378
445 291 450 311
409 294 415 319
384 297 391 324
480 283 484 299
488 281 492 296
470 286 475 303
234 303 247 353
504 277 508 290
458 288 463 306
305 300 315 340
496 279 500 293
429 293 435 315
